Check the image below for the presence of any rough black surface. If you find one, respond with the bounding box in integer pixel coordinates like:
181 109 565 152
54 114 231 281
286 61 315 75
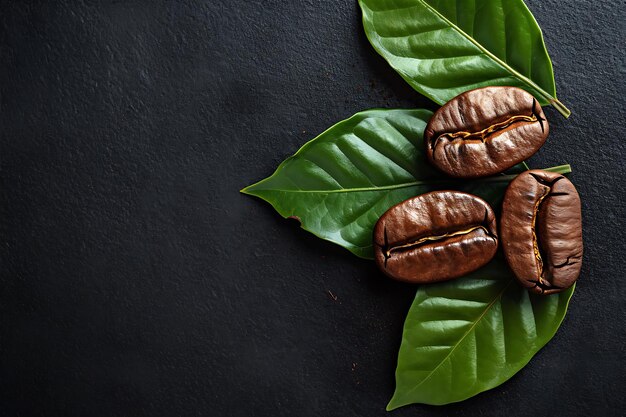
1 1 624 416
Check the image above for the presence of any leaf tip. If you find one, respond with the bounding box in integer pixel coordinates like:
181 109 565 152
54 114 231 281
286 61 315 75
240 187 254 196
240 182 262 196
386 394 403 412
240 175 273 197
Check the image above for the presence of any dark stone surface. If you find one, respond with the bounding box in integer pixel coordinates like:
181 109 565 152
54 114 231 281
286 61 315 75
1 1 624 416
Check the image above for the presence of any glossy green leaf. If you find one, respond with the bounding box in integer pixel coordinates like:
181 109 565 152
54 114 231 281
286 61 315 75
358 0 570 117
388 259 575 409
242 109 571 259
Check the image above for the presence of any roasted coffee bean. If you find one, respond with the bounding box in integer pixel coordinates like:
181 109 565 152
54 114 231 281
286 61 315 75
373 191 498 284
501 170 583 295
425 86 549 178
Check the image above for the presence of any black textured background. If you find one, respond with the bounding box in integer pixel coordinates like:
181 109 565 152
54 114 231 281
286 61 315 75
1 1 625 416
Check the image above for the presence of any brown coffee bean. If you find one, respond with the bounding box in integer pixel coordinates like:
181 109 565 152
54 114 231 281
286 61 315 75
501 170 583 295
373 191 498 284
425 86 549 178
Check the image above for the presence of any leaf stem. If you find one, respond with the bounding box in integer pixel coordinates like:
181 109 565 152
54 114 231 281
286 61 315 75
548 98 572 118
542 164 572 175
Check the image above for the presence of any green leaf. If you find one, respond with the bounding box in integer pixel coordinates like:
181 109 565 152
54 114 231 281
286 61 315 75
358 0 570 117
388 259 575 409
242 109 571 259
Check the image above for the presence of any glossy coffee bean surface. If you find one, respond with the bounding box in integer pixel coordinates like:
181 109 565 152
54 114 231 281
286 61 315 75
501 170 583 294
373 191 498 284
425 86 549 178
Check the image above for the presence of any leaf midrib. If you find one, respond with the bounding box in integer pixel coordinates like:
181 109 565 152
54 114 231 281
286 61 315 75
245 165 571 195
397 278 515 404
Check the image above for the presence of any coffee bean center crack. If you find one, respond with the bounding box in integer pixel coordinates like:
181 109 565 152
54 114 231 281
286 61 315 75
382 224 494 267
434 113 538 148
